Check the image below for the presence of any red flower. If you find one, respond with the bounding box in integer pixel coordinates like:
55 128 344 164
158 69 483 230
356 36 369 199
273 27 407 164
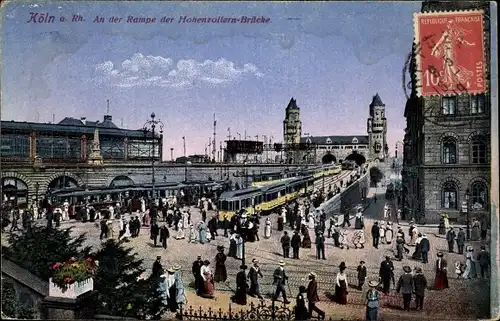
63 277 73 283
86 257 93 263
52 262 62 269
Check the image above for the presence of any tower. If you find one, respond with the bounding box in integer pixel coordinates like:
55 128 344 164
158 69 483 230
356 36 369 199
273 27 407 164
283 97 302 164
367 93 387 162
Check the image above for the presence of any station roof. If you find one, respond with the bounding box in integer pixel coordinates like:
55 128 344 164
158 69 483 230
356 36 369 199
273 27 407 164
1 117 158 138
300 135 369 145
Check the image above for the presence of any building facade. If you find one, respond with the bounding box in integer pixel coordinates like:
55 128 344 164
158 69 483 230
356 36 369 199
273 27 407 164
283 94 387 164
402 1 491 223
282 98 302 164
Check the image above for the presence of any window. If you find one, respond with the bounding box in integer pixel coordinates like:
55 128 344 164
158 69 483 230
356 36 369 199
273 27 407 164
442 97 456 115
0 134 29 157
326 138 332 144
36 135 81 159
471 94 486 114
352 137 358 144
442 182 457 209
442 137 457 164
471 182 488 210
471 136 487 164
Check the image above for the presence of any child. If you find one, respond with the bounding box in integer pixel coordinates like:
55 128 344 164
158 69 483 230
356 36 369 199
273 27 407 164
357 260 367 290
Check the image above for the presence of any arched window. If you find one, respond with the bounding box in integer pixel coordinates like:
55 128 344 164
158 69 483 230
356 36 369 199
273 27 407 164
471 182 488 210
352 137 358 144
471 136 487 164
442 182 457 209
442 137 457 164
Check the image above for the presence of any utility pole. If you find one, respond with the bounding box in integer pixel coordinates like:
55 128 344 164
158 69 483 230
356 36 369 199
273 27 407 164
213 114 217 162
170 148 174 162
183 136 187 181
227 127 231 141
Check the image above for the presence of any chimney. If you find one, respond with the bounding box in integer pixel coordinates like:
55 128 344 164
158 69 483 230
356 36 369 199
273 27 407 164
103 115 112 122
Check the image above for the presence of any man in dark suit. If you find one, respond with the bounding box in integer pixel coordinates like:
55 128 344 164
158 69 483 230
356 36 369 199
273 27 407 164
371 222 380 249
306 272 325 319
419 234 430 263
413 267 427 310
272 260 290 304
152 256 164 278
456 227 465 254
315 232 326 260
280 231 291 258
291 231 301 259
446 227 456 253
159 224 170 249
396 266 414 311
379 256 395 294
342 206 351 227
477 245 490 279
150 222 159 247
192 256 204 295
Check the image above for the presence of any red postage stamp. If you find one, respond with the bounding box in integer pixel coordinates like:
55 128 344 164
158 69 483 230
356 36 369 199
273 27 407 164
413 10 486 97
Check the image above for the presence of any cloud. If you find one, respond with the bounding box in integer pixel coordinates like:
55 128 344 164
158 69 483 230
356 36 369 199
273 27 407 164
92 53 263 89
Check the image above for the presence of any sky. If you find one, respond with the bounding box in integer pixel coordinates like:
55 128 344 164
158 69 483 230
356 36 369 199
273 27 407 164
1 0 422 159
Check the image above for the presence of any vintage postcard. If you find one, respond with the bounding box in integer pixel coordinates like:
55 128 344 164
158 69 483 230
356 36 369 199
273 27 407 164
0 1 498 321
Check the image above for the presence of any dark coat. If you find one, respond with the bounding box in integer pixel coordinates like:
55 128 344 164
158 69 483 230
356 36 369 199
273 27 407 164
152 261 163 278
273 268 288 287
357 265 367 279
150 224 159 237
419 237 430 252
446 230 456 243
436 258 447 272
456 231 465 245
371 225 380 237
281 235 291 248
477 251 490 266
160 226 170 240
396 273 414 294
307 279 320 303
315 234 325 247
379 260 394 279
291 234 301 248
294 293 309 320
413 274 427 296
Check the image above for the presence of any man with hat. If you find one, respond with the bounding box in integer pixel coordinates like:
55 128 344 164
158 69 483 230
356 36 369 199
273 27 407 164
272 260 290 304
248 259 264 299
280 231 291 258
379 256 394 294
477 245 491 279
456 227 465 254
291 230 302 259
232 265 248 305
357 260 367 290
413 267 427 310
306 272 325 319
446 227 456 253
191 255 204 295
433 252 449 290
152 256 164 278
365 280 381 321
419 233 430 263
396 266 414 312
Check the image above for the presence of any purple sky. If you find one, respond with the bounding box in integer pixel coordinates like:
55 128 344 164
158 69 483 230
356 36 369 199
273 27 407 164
1 1 422 159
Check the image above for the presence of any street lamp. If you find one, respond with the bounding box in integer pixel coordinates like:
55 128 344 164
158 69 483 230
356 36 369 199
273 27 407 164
243 160 248 188
465 189 471 240
143 112 164 199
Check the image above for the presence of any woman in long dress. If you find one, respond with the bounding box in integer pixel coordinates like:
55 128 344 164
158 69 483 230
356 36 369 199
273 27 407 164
173 265 187 308
165 268 179 312
385 223 394 244
463 246 477 279
264 218 272 238
198 221 207 244
228 232 237 258
232 265 248 305
412 233 423 260
334 262 349 304
354 211 364 229
176 221 185 239
379 222 386 244
410 226 419 245
235 234 243 259
471 219 480 241
214 246 228 282
443 214 450 229
200 260 215 299
143 210 151 227
277 214 284 231
188 224 197 243
301 225 312 248
308 214 315 229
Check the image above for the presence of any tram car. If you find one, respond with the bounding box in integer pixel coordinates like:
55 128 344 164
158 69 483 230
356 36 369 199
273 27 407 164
341 160 357 170
250 165 341 187
217 175 315 219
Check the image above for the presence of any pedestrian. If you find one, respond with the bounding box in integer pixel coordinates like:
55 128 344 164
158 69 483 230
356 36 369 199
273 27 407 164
291 230 301 259
419 234 430 263
471 218 480 241
306 272 325 319
281 231 291 258
456 227 465 254
334 262 349 305
396 266 414 311
197 220 207 244
433 252 449 290
396 209 401 224
342 207 351 227
357 261 367 290
295 285 309 321
200 260 215 299
232 265 248 305
264 217 272 238
150 222 159 247
355 208 364 229
272 260 290 304
152 256 164 278
365 280 381 321
480 215 488 241
277 213 284 231
385 222 393 244
379 256 394 294
106 219 114 239
371 222 380 248
248 259 264 299
99 219 108 240
476 245 490 279
315 232 326 260
214 245 227 283
159 224 170 249
191 256 204 295
446 227 456 253
413 267 427 310
173 265 187 309
235 234 243 260
463 245 477 279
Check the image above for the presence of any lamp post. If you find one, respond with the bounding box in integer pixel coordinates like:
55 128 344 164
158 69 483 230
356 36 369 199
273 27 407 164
465 189 471 240
143 113 164 199
243 160 248 188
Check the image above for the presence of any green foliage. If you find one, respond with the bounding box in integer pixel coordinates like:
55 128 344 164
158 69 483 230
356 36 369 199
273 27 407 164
93 240 168 320
3 225 91 281
370 166 384 184
51 258 97 289
1 283 36 319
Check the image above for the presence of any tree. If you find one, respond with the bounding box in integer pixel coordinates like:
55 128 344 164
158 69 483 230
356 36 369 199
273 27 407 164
2 225 90 281
2 282 36 319
370 167 384 186
93 240 168 320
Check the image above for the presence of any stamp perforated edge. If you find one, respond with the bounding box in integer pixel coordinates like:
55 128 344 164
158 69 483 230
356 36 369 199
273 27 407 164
412 9 487 97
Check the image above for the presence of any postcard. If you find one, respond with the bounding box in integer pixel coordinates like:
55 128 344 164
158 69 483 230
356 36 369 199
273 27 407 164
0 1 498 321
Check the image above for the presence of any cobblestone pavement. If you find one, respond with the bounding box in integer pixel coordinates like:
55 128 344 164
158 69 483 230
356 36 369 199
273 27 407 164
2 170 490 320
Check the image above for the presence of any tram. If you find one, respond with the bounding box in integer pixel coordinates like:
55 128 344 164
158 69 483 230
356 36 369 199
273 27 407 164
341 160 357 170
217 175 315 219
250 165 341 187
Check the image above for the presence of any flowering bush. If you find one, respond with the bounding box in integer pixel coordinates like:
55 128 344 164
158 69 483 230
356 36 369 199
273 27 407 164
51 257 98 289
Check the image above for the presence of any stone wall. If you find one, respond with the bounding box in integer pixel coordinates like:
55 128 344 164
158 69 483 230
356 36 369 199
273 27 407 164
319 172 370 217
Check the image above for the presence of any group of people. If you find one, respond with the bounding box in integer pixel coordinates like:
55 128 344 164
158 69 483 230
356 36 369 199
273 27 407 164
151 256 187 313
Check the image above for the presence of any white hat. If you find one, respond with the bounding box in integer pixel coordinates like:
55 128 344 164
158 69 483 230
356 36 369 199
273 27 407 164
278 260 286 266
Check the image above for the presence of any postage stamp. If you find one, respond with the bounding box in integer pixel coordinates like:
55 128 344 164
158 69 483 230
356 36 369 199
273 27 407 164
413 10 486 97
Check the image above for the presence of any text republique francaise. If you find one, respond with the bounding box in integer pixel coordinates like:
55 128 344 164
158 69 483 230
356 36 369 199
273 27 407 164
27 12 272 24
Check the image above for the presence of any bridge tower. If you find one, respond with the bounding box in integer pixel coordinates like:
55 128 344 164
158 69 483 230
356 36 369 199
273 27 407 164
367 93 387 162
283 98 302 164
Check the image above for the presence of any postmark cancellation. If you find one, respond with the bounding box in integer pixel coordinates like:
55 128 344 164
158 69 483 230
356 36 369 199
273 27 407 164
413 10 486 97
